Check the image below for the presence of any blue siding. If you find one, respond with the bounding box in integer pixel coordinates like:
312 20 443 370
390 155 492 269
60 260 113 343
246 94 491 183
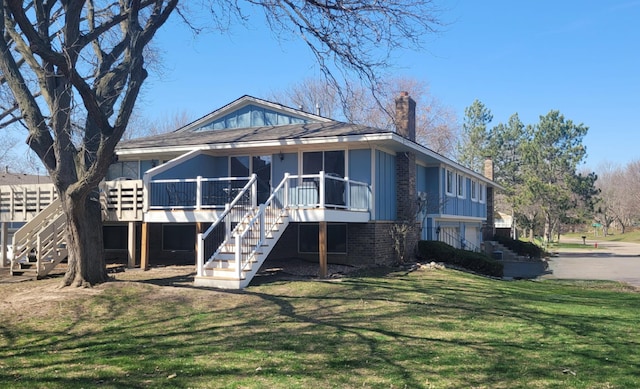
375 150 396 220
211 156 229 177
440 167 487 218
272 152 298 184
155 155 225 180
349 149 371 184
416 165 427 192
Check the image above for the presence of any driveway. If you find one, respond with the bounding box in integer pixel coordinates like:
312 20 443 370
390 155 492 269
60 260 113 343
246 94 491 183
542 239 640 287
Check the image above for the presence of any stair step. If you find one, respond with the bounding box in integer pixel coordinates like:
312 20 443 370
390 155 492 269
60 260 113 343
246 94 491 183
198 276 247 281
208 256 260 262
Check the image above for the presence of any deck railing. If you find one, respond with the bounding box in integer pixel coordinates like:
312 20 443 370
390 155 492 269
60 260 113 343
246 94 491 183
283 172 370 211
100 179 144 221
1 171 371 223
0 184 57 222
148 172 371 212
0 180 144 222
148 176 256 210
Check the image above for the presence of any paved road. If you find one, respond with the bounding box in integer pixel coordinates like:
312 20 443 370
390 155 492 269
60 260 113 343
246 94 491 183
542 239 640 287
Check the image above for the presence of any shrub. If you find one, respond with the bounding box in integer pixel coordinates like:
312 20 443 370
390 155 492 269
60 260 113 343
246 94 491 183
417 240 503 277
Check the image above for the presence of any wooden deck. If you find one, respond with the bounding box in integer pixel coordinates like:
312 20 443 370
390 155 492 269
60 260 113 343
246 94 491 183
0 180 144 223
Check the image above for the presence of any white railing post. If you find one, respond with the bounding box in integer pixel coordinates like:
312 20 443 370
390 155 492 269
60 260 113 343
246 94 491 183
344 176 350 209
196 176 203 210
283 173 290 207
36 234 42 278
36 186 41 213
197 233 204 276
251 174 257 208
22 187 27 219
259 203 266 243
235 235 242 279
142 173 150 213
319 171 325 207
8 187 14 220
225 203 231 241
117 183 123 219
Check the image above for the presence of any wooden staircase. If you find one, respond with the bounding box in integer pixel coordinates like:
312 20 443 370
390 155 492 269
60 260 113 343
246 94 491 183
10 198 68 279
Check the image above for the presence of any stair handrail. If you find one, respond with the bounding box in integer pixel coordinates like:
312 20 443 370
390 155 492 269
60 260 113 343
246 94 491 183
197 174 257 276
233 173 290 278
11 198 64 265
33 210 67 277
438 227 480 253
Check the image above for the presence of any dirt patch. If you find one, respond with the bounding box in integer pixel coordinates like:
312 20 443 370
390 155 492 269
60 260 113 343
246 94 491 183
0 258 376 320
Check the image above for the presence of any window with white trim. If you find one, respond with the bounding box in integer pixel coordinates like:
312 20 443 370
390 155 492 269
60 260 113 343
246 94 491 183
445 169 455 196
457 174 465 198
471 180 478 201
479 184 485 203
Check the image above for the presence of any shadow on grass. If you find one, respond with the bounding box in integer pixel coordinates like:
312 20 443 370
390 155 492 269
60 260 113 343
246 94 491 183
2 265 640 388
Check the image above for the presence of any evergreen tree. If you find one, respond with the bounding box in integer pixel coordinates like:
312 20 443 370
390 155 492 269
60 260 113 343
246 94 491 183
520 111 593 242
457 99 493 172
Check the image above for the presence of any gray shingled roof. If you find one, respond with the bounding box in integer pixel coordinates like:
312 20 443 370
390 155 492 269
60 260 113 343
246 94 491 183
118 121 391 150
0 172 51 185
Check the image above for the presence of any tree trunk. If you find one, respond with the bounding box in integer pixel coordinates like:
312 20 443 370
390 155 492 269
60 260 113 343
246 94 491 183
61 189 108 287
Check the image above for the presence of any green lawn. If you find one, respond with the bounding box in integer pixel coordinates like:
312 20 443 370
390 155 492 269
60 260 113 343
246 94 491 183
1 267 639 388
563 229 640 244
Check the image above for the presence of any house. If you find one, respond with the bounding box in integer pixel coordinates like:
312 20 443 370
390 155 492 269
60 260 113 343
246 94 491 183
0 93 498 288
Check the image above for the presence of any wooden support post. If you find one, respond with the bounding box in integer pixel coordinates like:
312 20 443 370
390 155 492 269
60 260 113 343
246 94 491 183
140 222 150 270
127 221 137 269
319 221 327 278
1 222 8 268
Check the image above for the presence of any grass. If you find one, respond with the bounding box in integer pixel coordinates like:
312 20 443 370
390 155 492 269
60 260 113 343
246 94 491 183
547 242 595 250
563 229 640 244
1 267 639 388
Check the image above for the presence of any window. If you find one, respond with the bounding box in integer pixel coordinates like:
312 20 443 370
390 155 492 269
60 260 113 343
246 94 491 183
107 161 139 180
445 169 454 196
457 174 465 198
162 224 196 251
230 156 250 177
298 224 347 254
303 150 345 177
479 184 485 203
253 156 272 204
471 180 478 201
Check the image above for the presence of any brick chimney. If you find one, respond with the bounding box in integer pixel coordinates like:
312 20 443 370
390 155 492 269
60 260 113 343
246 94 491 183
395 91 416 141
483 156 495 241
483 156 494 180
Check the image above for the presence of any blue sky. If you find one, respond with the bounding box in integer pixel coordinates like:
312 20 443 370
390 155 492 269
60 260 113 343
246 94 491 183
138 1 639 171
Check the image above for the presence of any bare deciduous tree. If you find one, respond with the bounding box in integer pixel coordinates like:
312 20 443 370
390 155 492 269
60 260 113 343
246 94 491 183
0 0 442 286
0 1 178 286
270 77 459 157
124 109 192 140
